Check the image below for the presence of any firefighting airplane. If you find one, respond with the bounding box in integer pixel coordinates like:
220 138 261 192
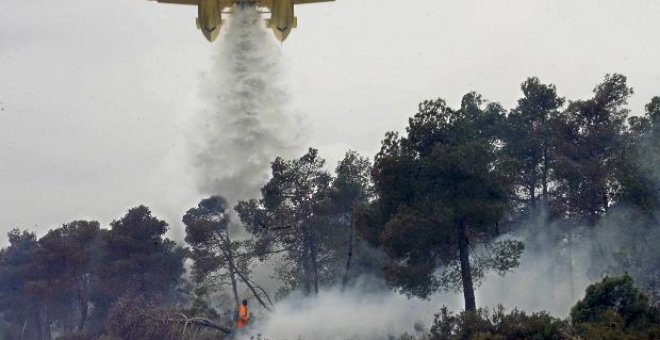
154 0 334 42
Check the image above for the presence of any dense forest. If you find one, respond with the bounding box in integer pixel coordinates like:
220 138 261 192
1 74 659 339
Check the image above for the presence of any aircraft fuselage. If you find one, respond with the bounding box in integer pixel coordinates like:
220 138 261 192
155 0 332 42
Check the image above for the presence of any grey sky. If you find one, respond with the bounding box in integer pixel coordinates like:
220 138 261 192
1 0 659 242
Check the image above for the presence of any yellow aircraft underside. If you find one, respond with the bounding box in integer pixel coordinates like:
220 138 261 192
154 0 333 42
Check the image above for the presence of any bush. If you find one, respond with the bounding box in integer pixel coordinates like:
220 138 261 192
104 295 230 340
105 296 183 340
429 305 569 340
570 275 660 339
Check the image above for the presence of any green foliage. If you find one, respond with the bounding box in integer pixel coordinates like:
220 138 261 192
571 275 659 334
184 196 231 248
619 96 660 215
0 229 41 339
329 150 374 209
428 306 569 340
183 197 239 298
0 212 188 338
358 94 523 309
237 148 334 294
0 226 102 339
501 77 564 209
552 74 633 224
183 287 220 320
98 206 187 308
319 151 386 286
237 148 384 296
405 277 660 340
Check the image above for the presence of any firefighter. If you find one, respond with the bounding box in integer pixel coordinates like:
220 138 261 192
236 299 250 330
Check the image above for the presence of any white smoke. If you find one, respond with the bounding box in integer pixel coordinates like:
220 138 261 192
191 7 300 203
478 207 660 316
235 206 659 340
243 280 462 340
476 211 598 317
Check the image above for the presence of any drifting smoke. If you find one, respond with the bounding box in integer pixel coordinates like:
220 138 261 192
477 208 659 317
192 7 300 203
241 207 659 339
245 279 462 340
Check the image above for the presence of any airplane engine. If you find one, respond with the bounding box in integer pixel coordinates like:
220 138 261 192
197 0 223 42
268 0 296 42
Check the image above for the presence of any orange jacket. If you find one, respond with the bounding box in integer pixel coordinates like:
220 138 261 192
236 304 250 329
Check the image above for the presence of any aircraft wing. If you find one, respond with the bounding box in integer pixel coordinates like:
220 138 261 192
156 0 199 5
293 0 334 4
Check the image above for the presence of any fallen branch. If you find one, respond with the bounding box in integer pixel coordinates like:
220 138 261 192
168 314 232 335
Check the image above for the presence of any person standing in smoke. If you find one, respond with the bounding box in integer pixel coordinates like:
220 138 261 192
236 299 250 331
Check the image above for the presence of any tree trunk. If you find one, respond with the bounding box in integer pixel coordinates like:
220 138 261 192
542 144 549 203
77 282 88 331
341 214 355 291
217 229 272 311
567 230 575 302
33 313 42 340
548 254 556 300
227 257 240 307
222 231 241 307
301 229 312 295
36 305 51 340
19 320 27 340
232 264 273 311
301 224 319 295
309 231 320 295
457 221 476 312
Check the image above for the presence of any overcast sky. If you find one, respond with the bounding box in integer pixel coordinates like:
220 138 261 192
1 0 659 243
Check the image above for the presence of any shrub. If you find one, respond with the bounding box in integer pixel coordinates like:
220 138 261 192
105 296 183 340
570 275 660 339
429 305 569 340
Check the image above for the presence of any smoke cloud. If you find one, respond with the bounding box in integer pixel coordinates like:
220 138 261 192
191 7 300 203
245 279 462 340
480 207 659 314
239 206 659 339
